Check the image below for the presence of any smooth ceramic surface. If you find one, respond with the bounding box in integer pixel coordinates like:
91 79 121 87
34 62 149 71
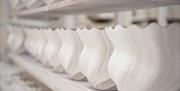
107 23 180 91
55 28 84 80
77 28 116 90
7 27 25 53
43 29 62 67
35 29 48 63
9 23 180 91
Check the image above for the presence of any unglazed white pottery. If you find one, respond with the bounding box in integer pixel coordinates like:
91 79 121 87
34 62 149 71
7 27 25 53
107 25 128 86
107 23 180 91
8 23 179 91
35 29 48 63
77 28 116 90
42 29 62 67
24 28 33 55
145 23 180 91
107 24 163 91
139 23 171 91
107 25 148 91
55 28 84 80
26 28 37 57
49 28 64 72
161 23 180 91
31 29 40 57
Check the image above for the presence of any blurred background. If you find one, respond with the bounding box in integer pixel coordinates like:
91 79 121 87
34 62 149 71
0 0 180 91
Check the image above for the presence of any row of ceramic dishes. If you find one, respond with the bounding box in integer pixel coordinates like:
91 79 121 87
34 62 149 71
7 23 180 91
10 0 66 11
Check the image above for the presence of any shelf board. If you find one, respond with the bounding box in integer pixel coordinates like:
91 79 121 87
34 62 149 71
15 0 180 19
9 53 112 91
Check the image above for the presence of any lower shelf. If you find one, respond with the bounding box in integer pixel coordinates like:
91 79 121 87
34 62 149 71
9 53 108 91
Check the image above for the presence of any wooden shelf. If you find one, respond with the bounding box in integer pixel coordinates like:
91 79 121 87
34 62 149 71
15 0 180 19
9 53 113 91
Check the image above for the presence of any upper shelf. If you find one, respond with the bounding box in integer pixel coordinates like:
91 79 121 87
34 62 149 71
14 0 180 19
